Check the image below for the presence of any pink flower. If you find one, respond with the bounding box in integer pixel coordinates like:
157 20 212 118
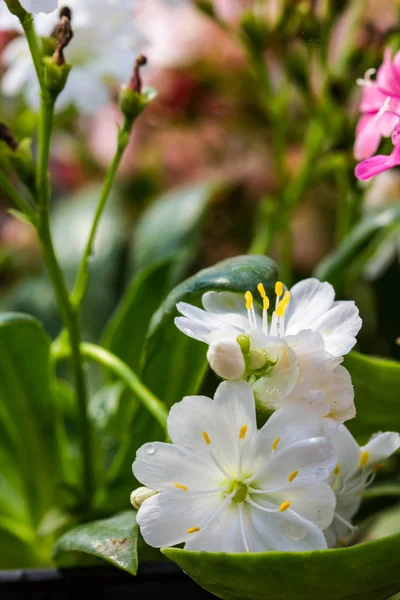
355 124 400 181
354 51 400 161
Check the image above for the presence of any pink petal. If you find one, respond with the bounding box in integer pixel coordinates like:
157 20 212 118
354 115 382 160
377 48 400 97
359 84 387 113
355 145 400 181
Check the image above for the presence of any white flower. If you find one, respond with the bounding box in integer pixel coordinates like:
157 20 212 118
0 0 57 16
19 0 58 13
130 486 156 510
132 380 337 553
0 0 139 113
325 425 400 548
175 278 360 422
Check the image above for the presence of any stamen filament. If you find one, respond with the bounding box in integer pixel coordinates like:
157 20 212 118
246 496 280 513
334 511 357 532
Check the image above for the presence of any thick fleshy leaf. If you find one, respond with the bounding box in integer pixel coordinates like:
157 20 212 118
162 532 400 600
315 204 400 285
130 181 221 275
141 255 279 408
0 313 57 531
53 512 139 574
344 351 400 444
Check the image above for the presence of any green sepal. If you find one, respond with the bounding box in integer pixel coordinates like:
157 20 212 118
119 85 157 122
43 57 72 99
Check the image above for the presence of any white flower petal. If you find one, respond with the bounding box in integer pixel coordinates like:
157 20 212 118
259 406 330 454
254 437 336 490
184 503 245 552
213 380 257 437
362 431 400 467
174 316 217 343
207 339 245 380
284 330 325 355
247 503 328 551
133 441 221 492
332 425 361 479
268 483 336 530
285 278 335 333
137 491 221 548
252 342 299 411
309 302 362 356
202 291 253 330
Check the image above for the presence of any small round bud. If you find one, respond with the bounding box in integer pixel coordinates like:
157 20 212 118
237 334 250 356
248 348 267 371
207 339 246 380
130 486 156 510
43 57 71 97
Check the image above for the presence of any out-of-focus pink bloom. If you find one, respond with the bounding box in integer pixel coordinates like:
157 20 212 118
355 124 400 181
354 50 400 161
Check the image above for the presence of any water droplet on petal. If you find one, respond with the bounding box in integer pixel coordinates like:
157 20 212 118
144 443 156 455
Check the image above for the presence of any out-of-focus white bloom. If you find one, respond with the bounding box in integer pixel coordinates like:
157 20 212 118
0 0 139 113
0 0 57 16
20 0 58 13
133 380 337 552
175 278 360 422
325 425 400 547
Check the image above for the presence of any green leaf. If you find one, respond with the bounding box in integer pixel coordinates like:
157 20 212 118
0 313 57 530
344 351 400 444
131 180 221 277
102 259 176 373
315 204 400 285
162 533 400 600
53 511 139 574
142 254 279 408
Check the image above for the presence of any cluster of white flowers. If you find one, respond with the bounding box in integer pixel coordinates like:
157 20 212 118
132 277 400 552
0 0 139 112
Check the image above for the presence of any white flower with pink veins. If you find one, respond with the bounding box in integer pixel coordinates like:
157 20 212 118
133 381 337 552
175 278 361 425
0 0 138 113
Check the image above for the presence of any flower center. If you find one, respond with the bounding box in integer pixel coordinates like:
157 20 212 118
244 281 291 337
230 481 248 504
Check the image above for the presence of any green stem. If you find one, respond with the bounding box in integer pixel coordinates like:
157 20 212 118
20 13 45 90
54 342 168 430
0 170 37 221
35 95 94 509
71 122 132 308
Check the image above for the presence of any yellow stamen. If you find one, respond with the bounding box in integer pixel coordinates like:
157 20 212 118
334 464 341 475
275 292 290 318
275 281 283 297
257 283 266 298
359 451 369 467
263 296 270 311
338 538 346 547
174 483 188 491
288 470 298 482
239 425 248 440
203 431 211 445
245 290 254 310
272 437 280 451
187 527 200 534
279 501 291 512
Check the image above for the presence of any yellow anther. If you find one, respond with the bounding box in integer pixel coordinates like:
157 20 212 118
334 464 341 475
203 431 211 445
174 483 188 491
288 470 298 482
263 296 270 311
275 281 283 297
272 437 280 451
245 291 254 310
239 425 248 440
338 538 346 547
257 283 266 298
187 527 200 534
359 451 369 467
279 501 291 512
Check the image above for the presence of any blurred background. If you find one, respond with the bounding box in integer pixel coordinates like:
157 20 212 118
1 0 400 360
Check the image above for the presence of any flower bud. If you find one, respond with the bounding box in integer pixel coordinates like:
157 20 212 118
207 339 246 380
130 487 156 510
43 56 71 97
119 55 157 123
